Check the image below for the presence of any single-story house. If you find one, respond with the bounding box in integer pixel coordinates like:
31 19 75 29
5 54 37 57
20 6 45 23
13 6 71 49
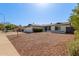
51 22 74 33
23 22 74 34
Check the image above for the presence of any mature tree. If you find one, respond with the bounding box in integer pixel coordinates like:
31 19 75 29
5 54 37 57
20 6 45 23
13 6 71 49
0 23 4 30
14 25 23 37
68 4 79 56
69 4 79 30
5 24 16 30
69 4 79 39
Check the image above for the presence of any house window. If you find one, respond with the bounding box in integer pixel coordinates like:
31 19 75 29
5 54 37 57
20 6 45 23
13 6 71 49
55 26 60 30
45 27 48 31
44 26 51 31
48 26 51 30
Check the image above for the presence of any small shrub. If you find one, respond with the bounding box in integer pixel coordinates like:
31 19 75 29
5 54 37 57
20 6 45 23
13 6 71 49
33 28 43 32
68 39 79 56
74 30 79 39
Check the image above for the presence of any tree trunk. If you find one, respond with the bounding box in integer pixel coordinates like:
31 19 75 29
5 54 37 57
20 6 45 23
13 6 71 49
17 31 18 37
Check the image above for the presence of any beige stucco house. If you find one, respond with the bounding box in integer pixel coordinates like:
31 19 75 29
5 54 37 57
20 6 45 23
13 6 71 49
51 22 74 33
23 22 74 33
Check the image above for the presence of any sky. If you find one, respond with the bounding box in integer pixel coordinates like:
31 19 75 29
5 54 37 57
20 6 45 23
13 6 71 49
0 3 77 26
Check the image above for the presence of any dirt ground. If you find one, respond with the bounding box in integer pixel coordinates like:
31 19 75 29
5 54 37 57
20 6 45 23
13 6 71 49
7 32 74 56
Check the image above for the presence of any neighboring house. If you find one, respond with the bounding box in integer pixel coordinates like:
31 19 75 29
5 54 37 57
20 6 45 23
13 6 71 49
23 22 74 34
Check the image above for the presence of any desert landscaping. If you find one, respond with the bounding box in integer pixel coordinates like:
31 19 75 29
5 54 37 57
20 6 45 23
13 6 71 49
0 3 79 56
7 32 74 56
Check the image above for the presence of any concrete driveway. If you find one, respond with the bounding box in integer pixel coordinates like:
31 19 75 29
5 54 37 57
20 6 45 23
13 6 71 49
0 31 19 56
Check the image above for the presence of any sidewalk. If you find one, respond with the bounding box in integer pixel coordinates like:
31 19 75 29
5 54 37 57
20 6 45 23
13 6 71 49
0 31 19 56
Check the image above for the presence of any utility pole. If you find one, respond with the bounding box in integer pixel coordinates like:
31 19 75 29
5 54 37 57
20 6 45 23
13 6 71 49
0 13 6 32
4 15 5 32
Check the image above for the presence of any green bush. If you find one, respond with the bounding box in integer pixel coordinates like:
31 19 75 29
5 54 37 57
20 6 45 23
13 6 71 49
68 39 79 56
68 4 79 56
74 30 79 39
33 28 43 32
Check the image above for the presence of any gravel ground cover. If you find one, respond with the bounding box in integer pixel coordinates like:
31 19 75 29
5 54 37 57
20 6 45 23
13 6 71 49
7 32 74 56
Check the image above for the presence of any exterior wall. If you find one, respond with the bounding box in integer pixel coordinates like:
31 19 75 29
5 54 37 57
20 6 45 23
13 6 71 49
42 27 46 32
60 26 66 33
51 26 55 31
23 23 72 33
33 27 43 29
51 24 71 33
24 26 33 32
60 25 70 33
